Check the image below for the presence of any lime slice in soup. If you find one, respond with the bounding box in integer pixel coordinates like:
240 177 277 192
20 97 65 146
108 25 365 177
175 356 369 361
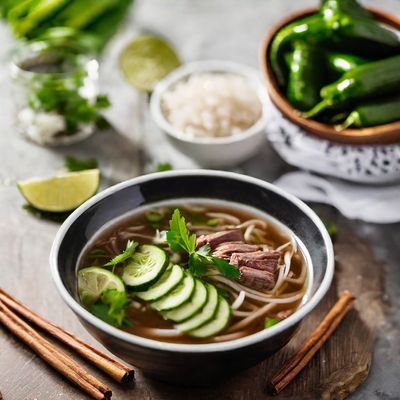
119 34 181 91
78 267 125 307
17 169 100 212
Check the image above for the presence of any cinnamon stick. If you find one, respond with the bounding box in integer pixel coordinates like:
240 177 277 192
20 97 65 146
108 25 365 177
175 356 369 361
0 300 111 400
0 288 134 384
268 290 355 395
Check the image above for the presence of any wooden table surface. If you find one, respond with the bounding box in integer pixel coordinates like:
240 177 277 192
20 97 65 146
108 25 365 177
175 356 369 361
1 1 400 399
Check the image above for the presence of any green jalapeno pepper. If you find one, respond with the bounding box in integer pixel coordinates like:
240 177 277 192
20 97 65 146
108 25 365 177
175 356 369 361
335 96 400 130
304 55 400 118
286 41 325 111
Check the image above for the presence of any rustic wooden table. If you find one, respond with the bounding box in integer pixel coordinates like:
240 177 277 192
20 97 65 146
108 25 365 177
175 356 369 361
1 1 400 399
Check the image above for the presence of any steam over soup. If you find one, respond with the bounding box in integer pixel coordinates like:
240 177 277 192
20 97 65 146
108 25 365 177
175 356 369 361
77 201 309 344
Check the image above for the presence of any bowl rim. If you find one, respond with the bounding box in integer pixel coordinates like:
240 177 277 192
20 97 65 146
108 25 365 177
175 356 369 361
149 60 269 145
50 170 334 353
259 6 400 145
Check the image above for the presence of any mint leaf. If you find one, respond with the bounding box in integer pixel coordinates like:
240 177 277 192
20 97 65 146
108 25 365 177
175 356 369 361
104 240 138 267
211 257 240 280
65 155 98 172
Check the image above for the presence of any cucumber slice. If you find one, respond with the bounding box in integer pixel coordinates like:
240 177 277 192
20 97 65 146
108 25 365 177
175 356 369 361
135 264 184 301
187 296 232 338
152 272 195 311
162 279 208 322
122 244 168 290
175 283 218 333
78 267 125 307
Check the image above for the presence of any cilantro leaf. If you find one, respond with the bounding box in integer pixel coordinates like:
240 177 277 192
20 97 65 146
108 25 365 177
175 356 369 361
166 209 240 280
65 155 98 172
166 209 196 254
210 257 240 280
156 162 172 172
197 244 210 256
188 253 209 277
216 287 230 301
104 240 138 267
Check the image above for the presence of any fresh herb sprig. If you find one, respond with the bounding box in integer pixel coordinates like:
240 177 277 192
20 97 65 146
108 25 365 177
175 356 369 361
65 155 98 172
104 240 138 271
90 289 132 328
166 209 240 280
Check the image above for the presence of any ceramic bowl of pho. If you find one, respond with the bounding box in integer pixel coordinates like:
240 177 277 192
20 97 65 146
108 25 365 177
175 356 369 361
150 60 271 167
50 170 334 384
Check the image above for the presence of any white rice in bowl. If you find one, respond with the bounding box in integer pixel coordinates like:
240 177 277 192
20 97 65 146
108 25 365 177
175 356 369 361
160 72 262 138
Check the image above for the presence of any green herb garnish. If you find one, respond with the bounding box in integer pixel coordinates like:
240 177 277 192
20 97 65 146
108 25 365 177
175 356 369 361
65 155 98 172
90 289 132 328
324 221 338 238
104 240 138 270
145 209 165 223
87 248 108 260
206 218 219 227
166 209 240 280
28 71 110 135
156 162 172 172
264 318 279 329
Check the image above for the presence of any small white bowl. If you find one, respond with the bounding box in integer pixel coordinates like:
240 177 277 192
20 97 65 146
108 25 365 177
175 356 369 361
150 60 270 167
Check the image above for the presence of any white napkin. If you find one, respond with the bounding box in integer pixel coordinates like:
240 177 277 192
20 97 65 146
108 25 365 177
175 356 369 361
274 171 400 224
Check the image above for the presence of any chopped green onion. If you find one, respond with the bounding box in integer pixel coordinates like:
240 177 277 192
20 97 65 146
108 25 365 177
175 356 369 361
206 218 219 227
264 317 279 329
145 209 165 223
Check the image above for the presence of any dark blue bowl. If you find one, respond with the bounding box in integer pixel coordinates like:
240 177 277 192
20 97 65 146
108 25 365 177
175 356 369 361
50 170 334 384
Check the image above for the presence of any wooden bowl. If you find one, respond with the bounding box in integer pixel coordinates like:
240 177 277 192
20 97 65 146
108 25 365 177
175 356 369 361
260 7 400 145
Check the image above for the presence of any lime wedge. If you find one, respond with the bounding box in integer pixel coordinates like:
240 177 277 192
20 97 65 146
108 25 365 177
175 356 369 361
17 169 100 212
78 267 125 307
119 34 181 91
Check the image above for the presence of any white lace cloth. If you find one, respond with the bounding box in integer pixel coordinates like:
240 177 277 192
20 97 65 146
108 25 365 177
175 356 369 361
268 106 400 223
274 171 400 224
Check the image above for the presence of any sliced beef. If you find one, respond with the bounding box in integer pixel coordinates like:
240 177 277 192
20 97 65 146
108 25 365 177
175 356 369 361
239 267 276 290
196 229 244 250
212 242 259 260
230 251 280 273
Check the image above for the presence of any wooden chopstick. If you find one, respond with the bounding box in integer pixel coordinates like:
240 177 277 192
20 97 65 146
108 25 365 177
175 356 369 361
268 290 355 395
0 288 134 384
0 300 111 400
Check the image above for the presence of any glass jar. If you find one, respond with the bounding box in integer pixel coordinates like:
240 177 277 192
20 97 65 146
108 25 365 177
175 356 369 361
11 41 100 146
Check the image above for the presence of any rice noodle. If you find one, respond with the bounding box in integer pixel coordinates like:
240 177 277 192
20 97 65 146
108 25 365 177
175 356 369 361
244 224 255 242
236 219 267 229
210 276 304 304
125 226 146 232
227 303 276 332
137 327 183 338
231 291 246 310
233 310 253 317
206 212 240 225
211 331 249 342
118 232 155 241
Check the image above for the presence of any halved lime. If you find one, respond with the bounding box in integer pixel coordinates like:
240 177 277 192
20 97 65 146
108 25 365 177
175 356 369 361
119 34 181 91
78 267 125 307
17 169 100 212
